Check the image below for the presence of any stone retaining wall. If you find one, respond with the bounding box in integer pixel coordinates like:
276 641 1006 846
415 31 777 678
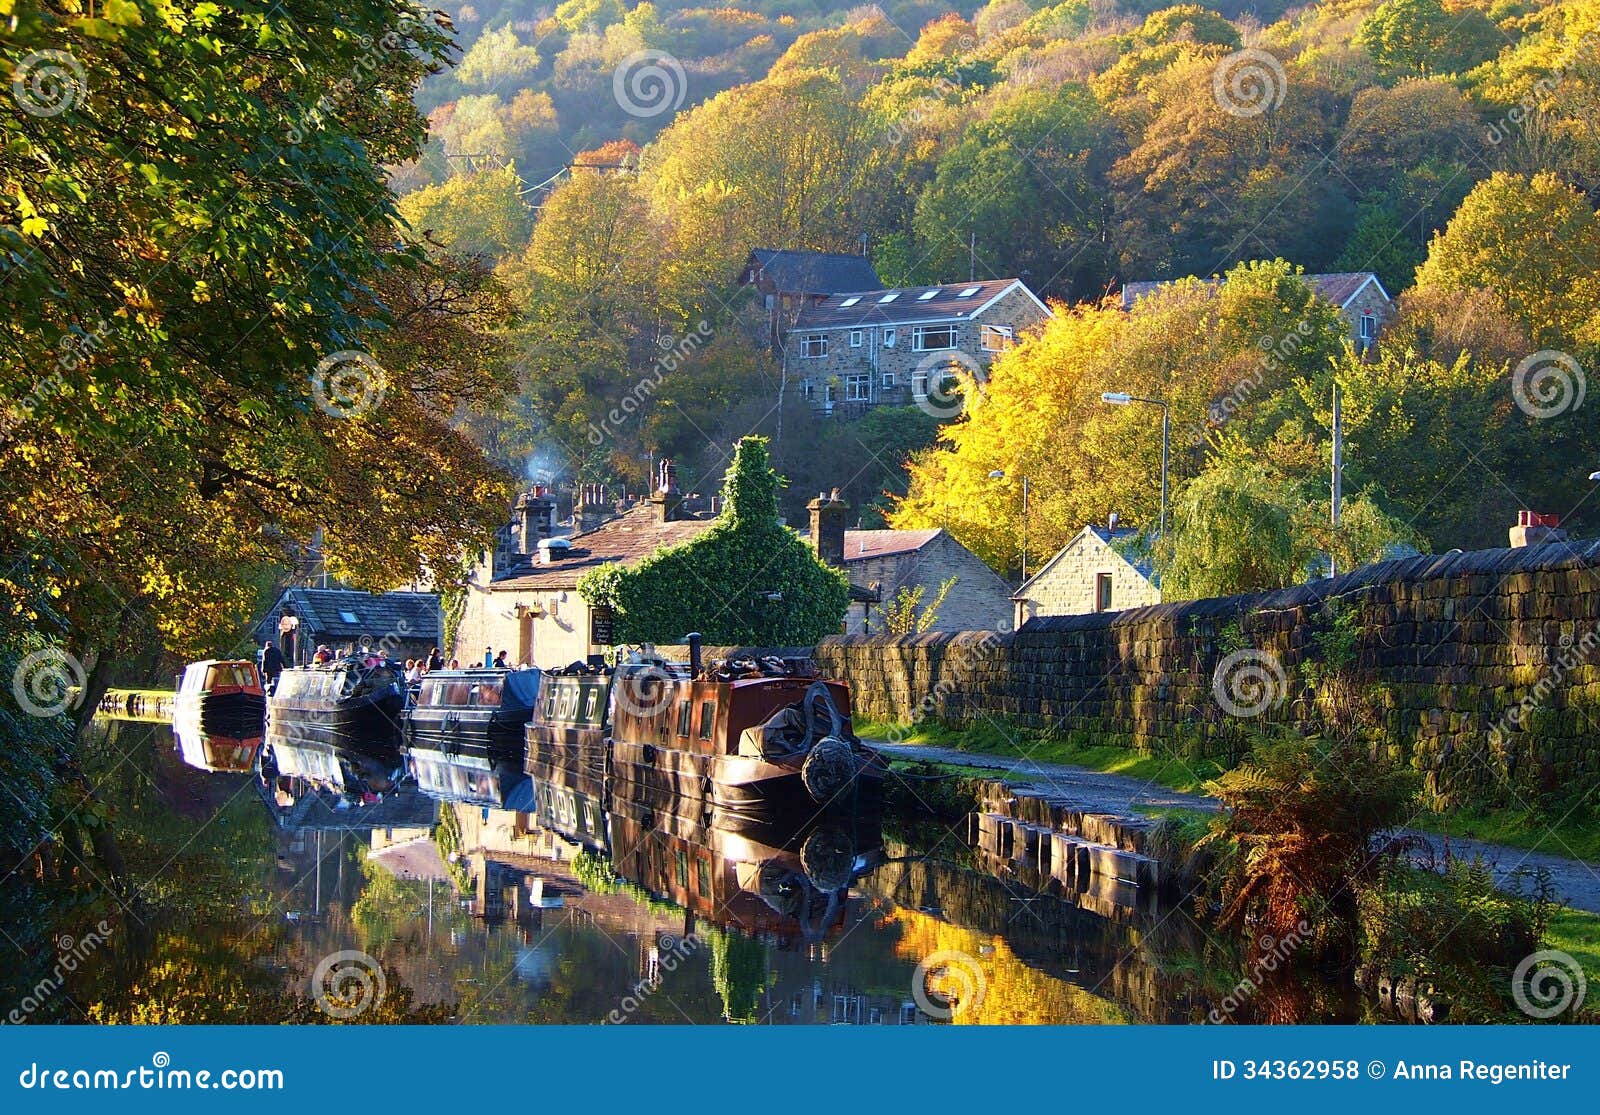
698 542 1600 809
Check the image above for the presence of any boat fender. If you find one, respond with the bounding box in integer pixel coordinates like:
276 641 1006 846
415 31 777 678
642 743 657 765
801 735 857 804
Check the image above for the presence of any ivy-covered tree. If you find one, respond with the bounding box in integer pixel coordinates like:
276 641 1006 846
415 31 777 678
578 437 850 645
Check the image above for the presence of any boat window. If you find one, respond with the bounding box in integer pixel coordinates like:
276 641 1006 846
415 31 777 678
675 851 689 889
695 857 711 896
698 700 715 741
581 687 596 721
475 680 504 707
676 700 691 737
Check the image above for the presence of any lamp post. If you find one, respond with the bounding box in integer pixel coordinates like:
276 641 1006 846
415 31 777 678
988 469 1030 579
1100 392 1169 537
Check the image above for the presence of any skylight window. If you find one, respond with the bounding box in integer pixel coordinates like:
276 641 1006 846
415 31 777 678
839 296 860 307
339 610 360 624
957 286 981 297
877 292 900 303
917 289 939 300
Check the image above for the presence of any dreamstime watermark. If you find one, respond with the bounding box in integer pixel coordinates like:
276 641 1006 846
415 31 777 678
1211 49 1286 118
1484 32 1599 147
310 949 386 1019
17 1053 284 1091
913 350 987 420
286 16 446 144
1511 949 1587 1019
1212 648 1286 718
10 49 87 117
886 629 1006 744
912 949 987 1021
1207 919 1312 1023
613 49 687 119
1489 626 1600 747
311 350 387 419
1511 349 1584 419
11 647 86 718
586 321 714 445
603 932 702 1022
1 319 113 446
5 921 114 1024
1190 319 1317 445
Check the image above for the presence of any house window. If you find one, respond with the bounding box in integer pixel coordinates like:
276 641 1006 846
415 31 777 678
917 289 939 301
957 285 981 298
338 610 359 624
912 371 928 398
849 329 863 348
912 324 957 351
839 296 861 307
878 292 900 304
800 379 813 399
881 372 895 389
981 324 1014 352
1095 572 1113 613
1359 313 1377 341
882 328 896 348
845 373 870 401
800 334 828 358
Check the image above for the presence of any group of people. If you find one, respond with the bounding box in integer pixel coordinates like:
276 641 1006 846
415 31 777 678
403 649 453 684
257 639 528 687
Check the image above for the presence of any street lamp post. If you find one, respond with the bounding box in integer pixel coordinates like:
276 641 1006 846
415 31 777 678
988 469 1030 579
1100 392 1169 536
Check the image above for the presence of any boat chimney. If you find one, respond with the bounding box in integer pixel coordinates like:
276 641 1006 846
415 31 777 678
686 632 702 677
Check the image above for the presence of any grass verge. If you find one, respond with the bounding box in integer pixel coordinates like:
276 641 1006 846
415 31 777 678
1408 804 1600 865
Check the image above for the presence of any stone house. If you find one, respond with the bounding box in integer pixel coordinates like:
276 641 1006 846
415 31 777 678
454 478 718 669
1011 524 1159 628
806 492 1013 635
1120 271 1395 351
255 587 443 665
739 247 884 353
783 278 1053 417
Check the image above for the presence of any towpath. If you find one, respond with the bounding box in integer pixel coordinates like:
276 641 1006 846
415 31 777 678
868 739 1600 914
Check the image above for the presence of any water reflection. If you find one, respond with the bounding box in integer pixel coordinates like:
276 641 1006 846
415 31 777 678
23 718 1363 1024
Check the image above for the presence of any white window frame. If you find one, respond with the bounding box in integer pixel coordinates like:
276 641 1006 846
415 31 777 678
800 334 828 359
912 371 929 399
980 324 1014 352
1359 313 1377 341
844 373 870 401
912 324 957 352
849 329 863 348
881 371 895 389
882 327 897 348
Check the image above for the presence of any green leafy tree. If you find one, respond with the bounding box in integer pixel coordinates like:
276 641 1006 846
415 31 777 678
398 166 535 258
579 438 850 644
874 576 957 635
1356 0 1501 78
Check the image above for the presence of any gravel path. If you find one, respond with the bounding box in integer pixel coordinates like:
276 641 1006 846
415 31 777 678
870 739 1600 914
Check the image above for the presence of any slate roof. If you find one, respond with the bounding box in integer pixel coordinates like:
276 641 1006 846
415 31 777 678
791 278 1043 330
745 248 883 295
1012 524 1156 601
268 588 441 642
488 504 717 591
1120 272 1389 311
842 529 941 561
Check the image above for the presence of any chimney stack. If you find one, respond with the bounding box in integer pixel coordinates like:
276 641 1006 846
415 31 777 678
514 486 558 554
1510 510 1567 548
651 458 684 523
576 483 609 533
808 488 848 567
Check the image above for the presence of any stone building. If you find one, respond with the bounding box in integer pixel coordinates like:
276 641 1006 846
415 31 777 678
1011 523 1159 628
455 468 718 668
1121 270 1395 351
806 492 1013 634
783 278 1052 417
739 247 884 353
256 587 443 665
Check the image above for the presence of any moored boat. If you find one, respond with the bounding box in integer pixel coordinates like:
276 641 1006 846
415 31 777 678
406 667 542 807
266 657 407 752
173 659 266 739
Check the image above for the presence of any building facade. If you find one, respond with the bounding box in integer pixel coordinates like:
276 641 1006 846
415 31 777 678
1011 525 1160 628
740 247 884 353
255 587 443 665
783 279 1052 416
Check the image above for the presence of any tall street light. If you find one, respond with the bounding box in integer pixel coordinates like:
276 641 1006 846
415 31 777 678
1101 391 1169 537
988 469 1030 579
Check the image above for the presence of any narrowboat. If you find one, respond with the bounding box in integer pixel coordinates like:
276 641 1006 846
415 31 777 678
608 649 887 823
405 667 542 808
173 721 263 774
173 659 266 739
266 657 408 751
524 662 613 851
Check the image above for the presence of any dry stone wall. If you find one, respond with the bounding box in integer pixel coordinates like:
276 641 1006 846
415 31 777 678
723 543 1600 810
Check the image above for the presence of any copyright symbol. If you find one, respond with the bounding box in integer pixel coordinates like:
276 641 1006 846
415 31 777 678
1367 1060 1386 1079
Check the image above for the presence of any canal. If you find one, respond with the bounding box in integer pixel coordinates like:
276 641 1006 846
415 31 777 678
2 718 1372 1025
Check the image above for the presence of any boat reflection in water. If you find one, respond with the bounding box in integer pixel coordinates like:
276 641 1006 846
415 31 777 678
173 720 263 774
405 667 541 810
262 658 410 803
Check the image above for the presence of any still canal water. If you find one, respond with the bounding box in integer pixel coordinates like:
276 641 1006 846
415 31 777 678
4 719 1371 1025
